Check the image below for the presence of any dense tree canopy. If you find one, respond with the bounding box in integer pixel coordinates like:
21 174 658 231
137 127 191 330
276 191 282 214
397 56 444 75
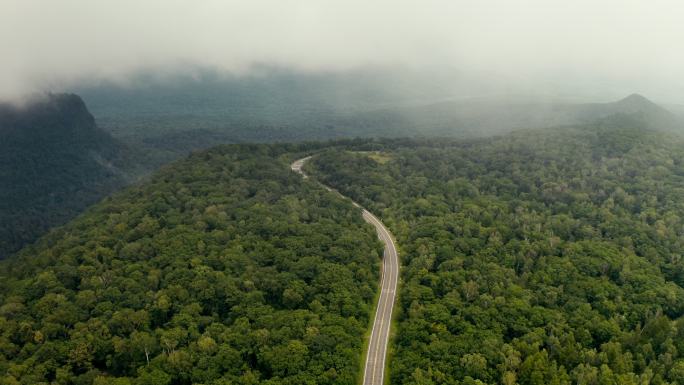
309 116 684 384
0 144 382 385
4 110 684 385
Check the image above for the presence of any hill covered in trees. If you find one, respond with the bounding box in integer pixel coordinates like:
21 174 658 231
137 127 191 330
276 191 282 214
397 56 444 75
0 94 148 258
0 144 382 384
307 115 684 384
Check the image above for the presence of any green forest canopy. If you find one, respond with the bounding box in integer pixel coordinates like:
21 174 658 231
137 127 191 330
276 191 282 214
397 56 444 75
0 144 382 385
4 113 684 384
307 117 684 385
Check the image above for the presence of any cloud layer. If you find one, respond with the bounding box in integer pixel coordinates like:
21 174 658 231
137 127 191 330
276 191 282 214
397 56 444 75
2 0 684 101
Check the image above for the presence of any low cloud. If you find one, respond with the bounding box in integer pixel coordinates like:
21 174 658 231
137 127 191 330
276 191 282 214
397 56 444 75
2 0 684 101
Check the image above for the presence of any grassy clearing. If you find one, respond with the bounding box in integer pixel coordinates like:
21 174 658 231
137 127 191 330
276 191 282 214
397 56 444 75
350 151 393 164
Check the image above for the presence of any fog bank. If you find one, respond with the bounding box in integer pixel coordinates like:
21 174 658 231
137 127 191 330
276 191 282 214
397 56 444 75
2 0 684 101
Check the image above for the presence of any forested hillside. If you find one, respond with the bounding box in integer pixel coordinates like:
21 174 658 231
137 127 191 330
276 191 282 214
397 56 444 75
0 145 382 384
308 116 684 384
0 94 147 258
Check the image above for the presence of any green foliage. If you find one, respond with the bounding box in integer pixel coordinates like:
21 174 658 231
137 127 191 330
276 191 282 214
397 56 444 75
309 118 684 384
0 144 382 384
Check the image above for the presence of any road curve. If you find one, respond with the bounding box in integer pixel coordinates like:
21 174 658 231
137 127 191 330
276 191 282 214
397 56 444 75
291 156 399 385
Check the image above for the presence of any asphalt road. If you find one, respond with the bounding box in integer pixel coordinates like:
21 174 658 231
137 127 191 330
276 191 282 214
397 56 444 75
291 156 399 385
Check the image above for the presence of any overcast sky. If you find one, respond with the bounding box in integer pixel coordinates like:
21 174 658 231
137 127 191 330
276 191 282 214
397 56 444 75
2 0 684 102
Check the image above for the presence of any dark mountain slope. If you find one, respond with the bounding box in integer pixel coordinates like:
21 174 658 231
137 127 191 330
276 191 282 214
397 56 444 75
0 94 146 258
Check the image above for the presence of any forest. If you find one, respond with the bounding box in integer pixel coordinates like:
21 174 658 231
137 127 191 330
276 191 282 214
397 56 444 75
307 115 684 384
0 144 383 384
4 110 684 384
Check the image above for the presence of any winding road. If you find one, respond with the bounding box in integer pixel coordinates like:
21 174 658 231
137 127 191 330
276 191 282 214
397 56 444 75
291 156 399 385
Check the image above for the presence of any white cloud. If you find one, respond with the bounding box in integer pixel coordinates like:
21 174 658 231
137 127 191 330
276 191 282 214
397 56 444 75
2 0 684 100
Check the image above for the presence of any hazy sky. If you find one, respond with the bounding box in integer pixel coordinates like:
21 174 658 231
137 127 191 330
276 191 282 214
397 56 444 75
2 0 684 101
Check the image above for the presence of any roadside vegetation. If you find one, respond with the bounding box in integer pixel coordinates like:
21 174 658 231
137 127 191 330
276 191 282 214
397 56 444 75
309 116 684 384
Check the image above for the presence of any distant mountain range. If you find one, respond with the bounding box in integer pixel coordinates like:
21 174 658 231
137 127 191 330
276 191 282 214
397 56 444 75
333 93 681 137
73 70 682 152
